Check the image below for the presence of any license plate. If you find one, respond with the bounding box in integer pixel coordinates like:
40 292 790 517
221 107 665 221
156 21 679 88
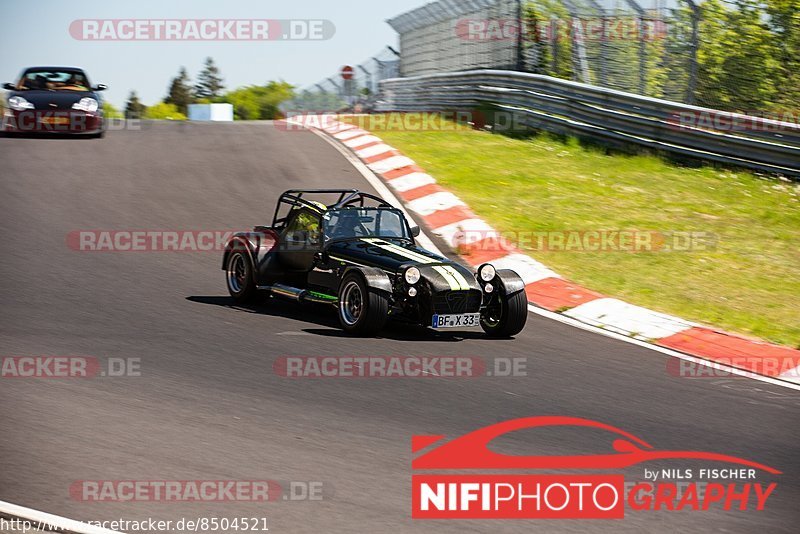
432 313 481 329
40 116 70 125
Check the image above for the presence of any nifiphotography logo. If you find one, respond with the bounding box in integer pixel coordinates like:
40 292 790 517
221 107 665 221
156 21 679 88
411 417 780 519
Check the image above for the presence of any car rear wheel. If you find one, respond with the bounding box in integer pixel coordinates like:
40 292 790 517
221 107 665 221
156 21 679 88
481 282 528 337
338 272 388 336
226 251 258 303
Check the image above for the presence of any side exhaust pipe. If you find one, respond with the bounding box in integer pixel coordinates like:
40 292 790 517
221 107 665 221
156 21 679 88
259 284 337 305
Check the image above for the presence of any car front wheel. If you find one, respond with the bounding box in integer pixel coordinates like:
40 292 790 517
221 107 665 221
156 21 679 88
480 282 528 337
338 272 388 336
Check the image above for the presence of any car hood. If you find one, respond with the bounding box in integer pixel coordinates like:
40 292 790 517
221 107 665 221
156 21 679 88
6 90 98 111
326 238 480 291
326 238 443 270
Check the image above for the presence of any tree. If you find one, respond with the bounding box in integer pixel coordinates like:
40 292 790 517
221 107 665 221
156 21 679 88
194 57 225 99
224 81 295 120
524 0 574 81
164 67 194 115
124 91 146 119
144 102 187 120
693 0 780 111
103 102 123 119
665 0 782 111
765 0 800 109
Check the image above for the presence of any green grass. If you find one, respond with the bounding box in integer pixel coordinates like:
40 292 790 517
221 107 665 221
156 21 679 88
343 116 800 347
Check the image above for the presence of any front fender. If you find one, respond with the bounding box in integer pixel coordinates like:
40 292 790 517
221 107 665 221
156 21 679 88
495 269 526 296
344 266 393 296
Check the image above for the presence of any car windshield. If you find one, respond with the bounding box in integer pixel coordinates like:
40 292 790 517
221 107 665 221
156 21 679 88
16 70 91 91
323 208 410 241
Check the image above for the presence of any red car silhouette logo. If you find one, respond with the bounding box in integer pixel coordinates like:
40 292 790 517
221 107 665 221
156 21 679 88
412 416 781 474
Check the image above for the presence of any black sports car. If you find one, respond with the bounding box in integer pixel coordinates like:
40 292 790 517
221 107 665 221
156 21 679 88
3 66 106 137
222 189 528 336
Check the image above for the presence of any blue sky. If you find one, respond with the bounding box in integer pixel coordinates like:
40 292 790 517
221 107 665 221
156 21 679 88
0 0 425 108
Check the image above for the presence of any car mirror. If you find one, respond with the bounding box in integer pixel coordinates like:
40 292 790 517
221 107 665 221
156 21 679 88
410 225 421 237
93 84 108 91
2 83 15 90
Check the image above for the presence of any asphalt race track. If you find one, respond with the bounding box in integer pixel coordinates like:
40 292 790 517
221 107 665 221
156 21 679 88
1 121 798 533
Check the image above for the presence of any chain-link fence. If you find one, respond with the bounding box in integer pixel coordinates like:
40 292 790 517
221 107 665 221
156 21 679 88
284 47 401 112
389 0 522 75
385 0 798 116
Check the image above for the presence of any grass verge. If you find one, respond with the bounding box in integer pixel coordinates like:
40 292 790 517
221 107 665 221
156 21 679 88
342 115 800 347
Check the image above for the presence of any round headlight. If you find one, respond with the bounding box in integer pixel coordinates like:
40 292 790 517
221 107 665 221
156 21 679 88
479 264 496 282
404 266 421 285
72 97 99 113
8 96 34 111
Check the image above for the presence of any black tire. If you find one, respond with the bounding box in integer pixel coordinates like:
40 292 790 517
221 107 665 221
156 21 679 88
481 283 528 337
225 250 258 303
337 272 389 336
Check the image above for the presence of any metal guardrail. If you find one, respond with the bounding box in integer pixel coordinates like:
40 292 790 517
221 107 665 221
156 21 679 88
378 70 800 178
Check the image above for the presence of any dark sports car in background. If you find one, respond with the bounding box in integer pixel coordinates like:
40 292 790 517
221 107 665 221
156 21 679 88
2 66 106 137
222 189 528 336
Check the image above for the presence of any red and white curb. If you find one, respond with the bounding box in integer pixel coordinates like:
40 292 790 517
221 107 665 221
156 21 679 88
287 116 800 388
